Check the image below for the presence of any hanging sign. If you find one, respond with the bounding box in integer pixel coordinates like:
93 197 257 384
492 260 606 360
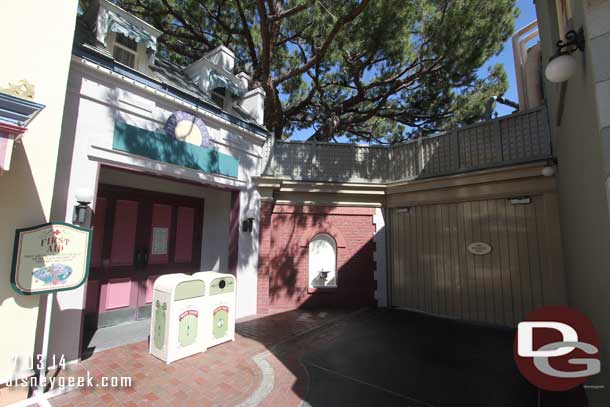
11 222 92 295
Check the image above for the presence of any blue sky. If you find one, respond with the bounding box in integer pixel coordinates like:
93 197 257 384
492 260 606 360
290 0 538 141
486 0 538 117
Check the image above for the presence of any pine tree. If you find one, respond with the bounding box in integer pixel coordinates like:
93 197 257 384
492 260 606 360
115 0 517 142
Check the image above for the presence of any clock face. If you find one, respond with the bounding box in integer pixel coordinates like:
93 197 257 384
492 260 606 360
165 111 211 147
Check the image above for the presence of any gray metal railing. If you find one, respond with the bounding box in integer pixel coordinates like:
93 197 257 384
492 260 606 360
262 107 551 183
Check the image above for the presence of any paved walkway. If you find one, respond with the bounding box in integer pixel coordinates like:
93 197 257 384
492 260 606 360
48 308 355 407
42 308 588 407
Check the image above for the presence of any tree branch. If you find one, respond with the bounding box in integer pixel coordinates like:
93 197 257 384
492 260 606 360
234 0 259 67
273 0 370 85
270 4 308 21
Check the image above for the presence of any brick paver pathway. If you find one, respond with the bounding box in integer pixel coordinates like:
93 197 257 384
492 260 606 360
48 308 358 407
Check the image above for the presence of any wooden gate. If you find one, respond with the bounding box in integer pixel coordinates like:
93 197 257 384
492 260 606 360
388 195 565 326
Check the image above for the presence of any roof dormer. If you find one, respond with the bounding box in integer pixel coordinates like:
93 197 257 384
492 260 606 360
93 0 162 71
183 46 247 101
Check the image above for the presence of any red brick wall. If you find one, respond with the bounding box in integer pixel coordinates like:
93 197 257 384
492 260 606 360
257 201 275 313
257 204 376 313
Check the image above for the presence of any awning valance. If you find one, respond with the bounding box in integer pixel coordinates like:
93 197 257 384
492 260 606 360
208 69 246 97
97 7 158 51
0 92 45 171
0 91 45 128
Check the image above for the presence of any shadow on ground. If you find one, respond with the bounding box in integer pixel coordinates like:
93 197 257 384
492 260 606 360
238 307 588 407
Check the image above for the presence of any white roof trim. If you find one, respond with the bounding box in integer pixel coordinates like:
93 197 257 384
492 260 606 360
89 145 248 190
71 55 267 144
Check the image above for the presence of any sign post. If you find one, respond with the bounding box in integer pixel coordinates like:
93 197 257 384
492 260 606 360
34 293 53 400
10 222 92 406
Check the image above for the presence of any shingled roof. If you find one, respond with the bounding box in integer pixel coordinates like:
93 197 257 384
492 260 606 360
72 17 267 136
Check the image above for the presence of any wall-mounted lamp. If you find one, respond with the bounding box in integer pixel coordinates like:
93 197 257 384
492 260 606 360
541 159 557 177
73 188 93 226
541 165 556 177
545 28 585 83
241 209 256 233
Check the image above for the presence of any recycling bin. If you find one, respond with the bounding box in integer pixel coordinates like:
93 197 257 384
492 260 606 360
193 271 236 348
149 273 207 364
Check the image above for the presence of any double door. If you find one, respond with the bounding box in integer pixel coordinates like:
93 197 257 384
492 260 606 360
85 185 203 328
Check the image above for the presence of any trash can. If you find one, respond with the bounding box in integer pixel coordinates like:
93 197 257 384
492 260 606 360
149 273 207 364
193 272 236 348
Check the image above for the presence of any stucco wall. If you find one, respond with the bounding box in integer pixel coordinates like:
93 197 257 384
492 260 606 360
257 204 377 312
536 0 610 403
48 58 265 363
0 0 78 383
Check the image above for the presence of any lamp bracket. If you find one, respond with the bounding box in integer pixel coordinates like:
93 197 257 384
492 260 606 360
556 27 585 54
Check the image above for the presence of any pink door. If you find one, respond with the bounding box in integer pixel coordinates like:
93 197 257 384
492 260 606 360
85 184 204 329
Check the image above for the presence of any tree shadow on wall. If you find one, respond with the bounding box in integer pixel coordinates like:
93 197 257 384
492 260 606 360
248 205 587 407
265 209 376 309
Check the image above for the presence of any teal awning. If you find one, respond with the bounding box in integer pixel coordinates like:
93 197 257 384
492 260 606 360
98 8 158 51
208 70 246 97
112 121 239 178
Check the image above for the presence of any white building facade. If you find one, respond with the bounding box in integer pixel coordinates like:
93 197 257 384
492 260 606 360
0 0 79 398
48 0 268 362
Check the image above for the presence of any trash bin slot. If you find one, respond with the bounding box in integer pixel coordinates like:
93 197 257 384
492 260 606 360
174 280 205 300
210 277 235 295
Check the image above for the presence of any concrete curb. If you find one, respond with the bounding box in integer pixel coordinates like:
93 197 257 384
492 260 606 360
236 351 275 407
239 308 370 407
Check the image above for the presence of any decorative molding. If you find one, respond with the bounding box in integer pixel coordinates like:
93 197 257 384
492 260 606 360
0 91 45 128
298 222 347 248
71 54 269 142
255 161 553 211
0 80 35 100
96 0 162 50
0 91 45 171
0 122 27 135
88 145 247 190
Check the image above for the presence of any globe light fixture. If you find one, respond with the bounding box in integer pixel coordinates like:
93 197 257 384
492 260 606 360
73 187 94 226
545 28 585 83
75 187 94 205
545 52 578 83
542 166 556 177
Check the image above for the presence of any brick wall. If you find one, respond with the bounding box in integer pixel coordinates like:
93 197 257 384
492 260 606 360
257 200 275 313
257 204 377 313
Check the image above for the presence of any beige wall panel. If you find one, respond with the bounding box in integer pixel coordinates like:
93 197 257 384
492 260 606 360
389 194 566 327
0 0 78 384
387 177 555 208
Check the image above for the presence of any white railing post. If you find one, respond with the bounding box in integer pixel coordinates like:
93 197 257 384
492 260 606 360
417 137 424 174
